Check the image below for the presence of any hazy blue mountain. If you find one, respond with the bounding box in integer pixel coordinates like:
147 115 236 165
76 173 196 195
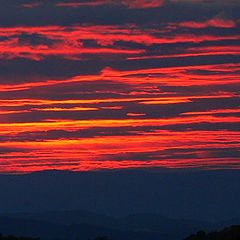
6 210 114 227
0 169 240 221
1 168 240 240
1 210 213 238
1 210 240 240
0 215 181 240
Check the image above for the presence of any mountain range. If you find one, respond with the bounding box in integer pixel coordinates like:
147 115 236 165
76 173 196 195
1 169 240 239
1 209 240 240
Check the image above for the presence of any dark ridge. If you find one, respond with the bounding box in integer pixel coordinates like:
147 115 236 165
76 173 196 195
184 225 240 240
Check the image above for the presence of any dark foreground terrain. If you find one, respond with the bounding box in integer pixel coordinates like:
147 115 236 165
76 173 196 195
0 210 240 240
0 235 39 240
1 225 240 240
184 225 240 240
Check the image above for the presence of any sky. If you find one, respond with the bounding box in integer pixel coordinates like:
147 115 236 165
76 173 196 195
0 0 239 174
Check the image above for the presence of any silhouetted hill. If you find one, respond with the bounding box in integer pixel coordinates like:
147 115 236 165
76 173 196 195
184 225 240 240
2 210 240 240
0 234 39 240
1 211 240 240
0 215 175 240
1 168 240 240
6 210 209 230
7 210 113 227
1 169 240 221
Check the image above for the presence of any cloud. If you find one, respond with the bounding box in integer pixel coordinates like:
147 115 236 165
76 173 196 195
0 24 239 61
0 0 239 173
179 16 236 28
0 146 27 154
121 0 165 8
170 0 239 5
55 0 165 9
21 2 42 8
55 1 111 7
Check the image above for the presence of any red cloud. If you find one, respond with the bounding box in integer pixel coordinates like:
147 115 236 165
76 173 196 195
121 0 165 8
55 0 165 8
55 1 110 7
21 2 42 8
179 17 236 28
0 25 238 61
170 0 239 5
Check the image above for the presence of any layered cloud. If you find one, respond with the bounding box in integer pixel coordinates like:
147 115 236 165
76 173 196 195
178 16 236 29
0 23 238 62
0 0 239 173
52 0 166 9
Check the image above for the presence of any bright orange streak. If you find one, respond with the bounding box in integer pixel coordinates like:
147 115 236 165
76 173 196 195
127 113 146 116
32 107 99 112
140 99 191 104
0 131 239 173
1 130 239 151
0 95 234 109
0 115 239 134
182 108 240 116
0 63 239 93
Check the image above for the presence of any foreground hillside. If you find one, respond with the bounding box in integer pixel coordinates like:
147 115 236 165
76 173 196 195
1 225 240 240
0 235 39 240
185 225 240 240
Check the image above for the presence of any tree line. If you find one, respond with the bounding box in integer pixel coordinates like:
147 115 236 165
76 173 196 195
184 225 240 240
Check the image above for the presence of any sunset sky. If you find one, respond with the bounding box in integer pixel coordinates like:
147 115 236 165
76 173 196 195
0 0 239 174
